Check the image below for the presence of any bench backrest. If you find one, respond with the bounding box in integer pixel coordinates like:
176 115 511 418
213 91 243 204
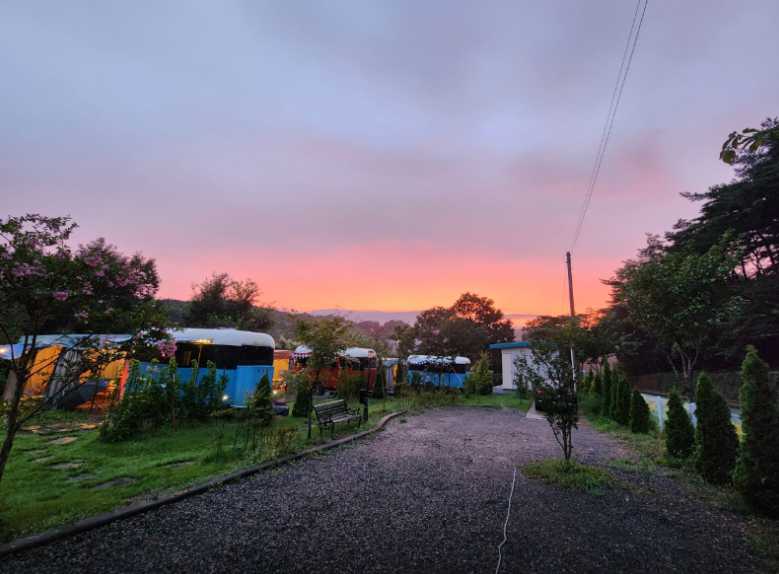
314 399 349 421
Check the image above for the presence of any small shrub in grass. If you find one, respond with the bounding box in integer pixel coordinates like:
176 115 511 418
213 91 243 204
290 371 313 418
734 347 779 517
336 369 362 401
629 389 650 433
246 374 274 427
523 460 614 492
695 373 738 484
466 352 493 396
665 388 695 459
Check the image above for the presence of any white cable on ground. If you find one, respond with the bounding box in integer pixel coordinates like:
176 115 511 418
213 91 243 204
495 467 518 574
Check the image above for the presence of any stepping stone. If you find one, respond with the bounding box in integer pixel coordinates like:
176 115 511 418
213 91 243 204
78 423 99 431
68 473 97 483
32 456 55 464
48 436 78 446
161 460 195 469
50 461 84 471
92 477 137 490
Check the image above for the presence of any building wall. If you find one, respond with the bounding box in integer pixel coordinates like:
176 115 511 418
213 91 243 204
500 347 550 389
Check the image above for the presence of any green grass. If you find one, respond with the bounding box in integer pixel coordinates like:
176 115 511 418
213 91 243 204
0 391 528 542
523 459 615 493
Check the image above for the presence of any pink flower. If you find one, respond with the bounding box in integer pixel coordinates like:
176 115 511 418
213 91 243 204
52 290 69 301
156 339 177 359
75 310 89 322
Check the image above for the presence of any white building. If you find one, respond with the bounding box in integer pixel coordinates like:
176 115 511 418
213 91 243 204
488 341 540 391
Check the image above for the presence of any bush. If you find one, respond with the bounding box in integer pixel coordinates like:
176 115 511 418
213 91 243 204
246 374 273 427
591 371 602 397
734 347 779 516
466 353 493 396
290 370 313 418
373 365 386 399
336 369 362 401
100 361 169 442
602 362 613 417
610 374 631 426
665 388 695 458
629 390 650 433
695 373 738 484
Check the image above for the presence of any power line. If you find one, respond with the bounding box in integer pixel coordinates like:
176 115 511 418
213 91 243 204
570 0 649 251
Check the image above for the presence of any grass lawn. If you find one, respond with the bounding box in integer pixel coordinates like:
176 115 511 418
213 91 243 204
523 459 615 493
0 390 527 542
585 412 779 570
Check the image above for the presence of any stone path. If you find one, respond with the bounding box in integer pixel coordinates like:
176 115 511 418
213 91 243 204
0 408 767 573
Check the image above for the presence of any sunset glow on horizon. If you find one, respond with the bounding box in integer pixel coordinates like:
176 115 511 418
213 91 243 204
3 1 778 322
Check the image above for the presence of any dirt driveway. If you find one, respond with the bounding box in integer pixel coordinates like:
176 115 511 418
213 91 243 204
0 408 766 573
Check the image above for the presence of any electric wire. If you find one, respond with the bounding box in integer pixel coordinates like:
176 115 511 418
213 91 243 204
570 0 649 251
494 467 518 574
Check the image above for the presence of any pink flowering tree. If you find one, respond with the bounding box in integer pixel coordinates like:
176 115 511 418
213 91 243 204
0 214 167 486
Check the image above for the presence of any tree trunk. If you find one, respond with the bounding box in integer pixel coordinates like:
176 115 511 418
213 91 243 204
0 369 26 486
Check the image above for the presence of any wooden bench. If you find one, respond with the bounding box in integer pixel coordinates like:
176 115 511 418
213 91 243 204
312 399 362 438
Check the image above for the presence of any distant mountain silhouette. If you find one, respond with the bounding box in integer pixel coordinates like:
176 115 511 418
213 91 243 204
310 308 537 327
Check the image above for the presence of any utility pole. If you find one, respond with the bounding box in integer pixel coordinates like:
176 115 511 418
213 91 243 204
565 252 577 389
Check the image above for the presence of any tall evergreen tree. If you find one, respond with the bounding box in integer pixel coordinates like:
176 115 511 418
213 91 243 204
734 347 779 516
665 388 695 458
591 371 602 397
695 373 738 484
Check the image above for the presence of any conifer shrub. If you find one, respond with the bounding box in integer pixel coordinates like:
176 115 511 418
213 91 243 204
373 365 386 399
591 371 602 397
246 373 274 427
619 376 633 426
695 373 738 484
290 370 313 418
466 353 493 396
602 362 613 417
629 389 650 433
734 347 779 516
665 388 695 458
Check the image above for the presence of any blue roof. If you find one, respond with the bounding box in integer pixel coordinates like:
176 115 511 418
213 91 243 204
488 341 530 350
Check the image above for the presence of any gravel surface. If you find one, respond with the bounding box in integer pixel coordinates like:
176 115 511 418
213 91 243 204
1 408 767 573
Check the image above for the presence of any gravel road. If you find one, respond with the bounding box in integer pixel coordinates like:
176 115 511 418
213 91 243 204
1 407 767 573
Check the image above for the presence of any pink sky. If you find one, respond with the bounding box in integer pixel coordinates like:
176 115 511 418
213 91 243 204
2 1 778 319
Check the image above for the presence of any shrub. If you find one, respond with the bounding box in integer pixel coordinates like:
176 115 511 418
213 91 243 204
466 353 493 396
372 365 386 399
100 361 168 442
602 362 613 417
336 369 362 401
246 374 274 427
695 373 738 484
734 347 779 516
591 371 602 397
512 356 530 398
665 388 695 458
629 390 650 433
619 376 632 426
290 370 313 418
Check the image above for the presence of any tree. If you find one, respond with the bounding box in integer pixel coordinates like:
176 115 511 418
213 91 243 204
295 316 349 389
695 373 738 484
629 390 650 433
525 312 613 369
615 375 632 426
515 339 577 462
412 293 514 362
733 347 779 516
0 214 164 486
665 389 695 458
606 236 740 393
372 360 386 399
591 370 602 397
392 323 417 358
187 273 273 331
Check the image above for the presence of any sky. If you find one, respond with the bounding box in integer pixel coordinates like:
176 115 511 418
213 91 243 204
2 1 778 320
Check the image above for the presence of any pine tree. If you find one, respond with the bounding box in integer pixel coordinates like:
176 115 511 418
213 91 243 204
619 376 633 426
665 388 695 458
291 372 313 418
695 373 738 484
629 389 650 433
602 362 613 417
734 347 779 516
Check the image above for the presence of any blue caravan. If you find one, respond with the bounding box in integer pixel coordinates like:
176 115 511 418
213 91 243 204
140 328 275 407
406 355 471 389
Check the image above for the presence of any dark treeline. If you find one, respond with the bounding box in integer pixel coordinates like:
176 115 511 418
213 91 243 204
529 118 779 388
